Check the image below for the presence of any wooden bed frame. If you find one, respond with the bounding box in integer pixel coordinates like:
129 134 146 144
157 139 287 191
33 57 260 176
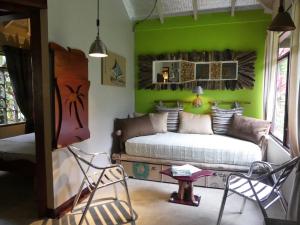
0 159 35 176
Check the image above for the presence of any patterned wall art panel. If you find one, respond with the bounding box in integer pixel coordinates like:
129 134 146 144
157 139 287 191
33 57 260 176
50 43 90 149
138 50 256 90
102 51 126 87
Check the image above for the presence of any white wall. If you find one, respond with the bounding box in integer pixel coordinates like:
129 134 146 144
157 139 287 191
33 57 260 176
267 138 295 203
48 0 134 208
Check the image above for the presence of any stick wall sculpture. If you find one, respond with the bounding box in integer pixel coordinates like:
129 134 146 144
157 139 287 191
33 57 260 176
138 50 256 90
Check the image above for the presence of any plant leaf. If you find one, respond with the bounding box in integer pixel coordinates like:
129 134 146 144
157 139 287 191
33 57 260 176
65 85 74 93
77 96 84 110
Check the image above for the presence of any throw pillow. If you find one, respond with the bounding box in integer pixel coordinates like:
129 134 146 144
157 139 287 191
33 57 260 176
149 112 168 133
155 105 183 132
178 112 213 134
211 106 243 134
116 115 155 143
227 114 271 145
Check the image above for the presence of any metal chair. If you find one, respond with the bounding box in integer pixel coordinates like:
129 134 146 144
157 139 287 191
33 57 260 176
216 157 300 225
67 145 137 225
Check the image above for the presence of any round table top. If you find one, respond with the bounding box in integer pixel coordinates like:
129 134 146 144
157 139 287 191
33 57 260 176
160 168 215 182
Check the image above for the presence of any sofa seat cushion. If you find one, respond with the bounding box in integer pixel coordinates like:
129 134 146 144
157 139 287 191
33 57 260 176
125 132 262 167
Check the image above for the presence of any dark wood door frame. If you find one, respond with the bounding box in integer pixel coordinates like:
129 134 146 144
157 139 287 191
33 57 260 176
0 0 52 217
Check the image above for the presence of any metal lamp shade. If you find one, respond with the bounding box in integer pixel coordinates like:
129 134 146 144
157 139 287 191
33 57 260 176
268 11 296 31
192 86 204 95
268 1 296 32
89 36 108 57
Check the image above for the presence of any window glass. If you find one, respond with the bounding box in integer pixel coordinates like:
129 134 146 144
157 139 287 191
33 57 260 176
0 55 25 125
271 32 290 147
272 57 288 142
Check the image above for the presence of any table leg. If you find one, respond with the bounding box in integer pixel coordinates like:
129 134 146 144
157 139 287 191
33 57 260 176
169 180 200 206
178 180 185 200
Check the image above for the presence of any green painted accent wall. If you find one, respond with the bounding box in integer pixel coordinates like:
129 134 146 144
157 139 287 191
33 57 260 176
135 10 271 118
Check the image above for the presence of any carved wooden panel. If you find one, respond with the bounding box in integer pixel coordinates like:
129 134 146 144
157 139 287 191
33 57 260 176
138 50 256 90
50 43 90 149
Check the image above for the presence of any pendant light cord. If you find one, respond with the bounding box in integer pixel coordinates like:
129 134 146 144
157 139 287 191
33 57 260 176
133 0 158 31
97 0 100 36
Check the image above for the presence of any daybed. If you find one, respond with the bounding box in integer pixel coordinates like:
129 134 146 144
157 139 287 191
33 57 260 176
112 107 270 189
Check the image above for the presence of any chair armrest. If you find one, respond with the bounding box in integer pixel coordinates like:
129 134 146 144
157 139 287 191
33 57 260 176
260 135 269 160
68 145 112 166
247 161 273 176
247 161 278 184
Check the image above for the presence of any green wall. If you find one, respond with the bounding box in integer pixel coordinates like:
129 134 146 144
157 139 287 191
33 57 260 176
135 10 271 118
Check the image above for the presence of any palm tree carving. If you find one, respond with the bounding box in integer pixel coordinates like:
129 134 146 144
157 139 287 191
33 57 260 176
65 84 85 128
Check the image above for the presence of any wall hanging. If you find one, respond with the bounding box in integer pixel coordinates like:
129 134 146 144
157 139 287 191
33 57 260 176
138 50 256 90
50 43 90 149
102 51 126 87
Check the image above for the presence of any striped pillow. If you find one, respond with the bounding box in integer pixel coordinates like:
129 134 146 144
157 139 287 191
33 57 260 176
155 105 183 132
211 106 243 135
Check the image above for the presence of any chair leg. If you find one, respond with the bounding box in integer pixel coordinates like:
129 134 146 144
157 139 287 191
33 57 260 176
279 197 287 216
123 179 135 221
78 187 98 225
72 179 86 212
216 188 229 225
240 197 247 214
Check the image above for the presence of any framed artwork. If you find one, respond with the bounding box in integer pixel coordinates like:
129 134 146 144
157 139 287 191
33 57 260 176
195 63 210 80
222 62 238 79
102 51 126 87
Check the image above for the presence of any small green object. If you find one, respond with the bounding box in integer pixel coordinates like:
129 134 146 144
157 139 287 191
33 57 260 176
133 163 149 179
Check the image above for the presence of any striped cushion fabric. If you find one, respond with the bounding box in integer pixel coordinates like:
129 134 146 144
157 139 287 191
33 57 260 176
155 105 183 132
211 106 243 134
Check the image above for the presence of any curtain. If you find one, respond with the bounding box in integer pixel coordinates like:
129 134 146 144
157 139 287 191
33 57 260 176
2 45 34 133
287 0 300 222
263 31 279 121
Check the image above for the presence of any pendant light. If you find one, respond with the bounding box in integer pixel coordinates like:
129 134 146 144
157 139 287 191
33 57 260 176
89 0 108 57
268 0 296 31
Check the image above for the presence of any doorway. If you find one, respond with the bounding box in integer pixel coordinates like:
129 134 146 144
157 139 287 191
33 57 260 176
0 0 51 217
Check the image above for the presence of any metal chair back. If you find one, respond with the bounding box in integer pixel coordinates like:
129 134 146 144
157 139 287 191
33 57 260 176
270 157 300 193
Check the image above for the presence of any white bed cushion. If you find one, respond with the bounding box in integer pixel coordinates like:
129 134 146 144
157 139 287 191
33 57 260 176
0 133 35 163
125 132 262 167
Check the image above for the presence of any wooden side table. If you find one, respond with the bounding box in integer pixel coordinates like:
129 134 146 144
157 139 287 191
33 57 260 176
160 168 214 207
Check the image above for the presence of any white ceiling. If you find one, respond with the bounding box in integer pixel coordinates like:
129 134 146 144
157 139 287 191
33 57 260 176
122 0 267 21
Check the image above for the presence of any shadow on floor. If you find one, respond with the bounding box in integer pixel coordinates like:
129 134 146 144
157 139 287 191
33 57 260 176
0 171 38 225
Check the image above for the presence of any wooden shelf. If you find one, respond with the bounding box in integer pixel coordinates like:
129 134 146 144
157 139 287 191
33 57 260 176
154 100 251 105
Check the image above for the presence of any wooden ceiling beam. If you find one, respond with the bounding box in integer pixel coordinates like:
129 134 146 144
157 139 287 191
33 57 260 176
257 0 273 14
231 0 237 16
0 0 47 9
156 0 164 24
27 18 31 36
3 20 14 28
0 13 29 23
192 0 198 21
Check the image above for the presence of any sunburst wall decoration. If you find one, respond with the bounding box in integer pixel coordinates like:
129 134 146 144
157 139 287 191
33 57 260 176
138 50 256 90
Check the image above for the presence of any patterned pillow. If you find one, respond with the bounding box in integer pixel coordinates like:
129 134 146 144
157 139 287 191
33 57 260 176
211 106 243 134
155 105 183 132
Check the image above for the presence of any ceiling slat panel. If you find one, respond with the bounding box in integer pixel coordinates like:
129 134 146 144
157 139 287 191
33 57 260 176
123 0 262 21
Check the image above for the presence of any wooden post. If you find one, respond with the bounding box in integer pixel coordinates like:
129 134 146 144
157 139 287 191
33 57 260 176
30 8 54 216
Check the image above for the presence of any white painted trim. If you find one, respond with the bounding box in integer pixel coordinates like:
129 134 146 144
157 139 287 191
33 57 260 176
192 0 198 20
156 0 164 24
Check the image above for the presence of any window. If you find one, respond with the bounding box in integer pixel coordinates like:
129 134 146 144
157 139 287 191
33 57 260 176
0 54 25 125
271 32 291 148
